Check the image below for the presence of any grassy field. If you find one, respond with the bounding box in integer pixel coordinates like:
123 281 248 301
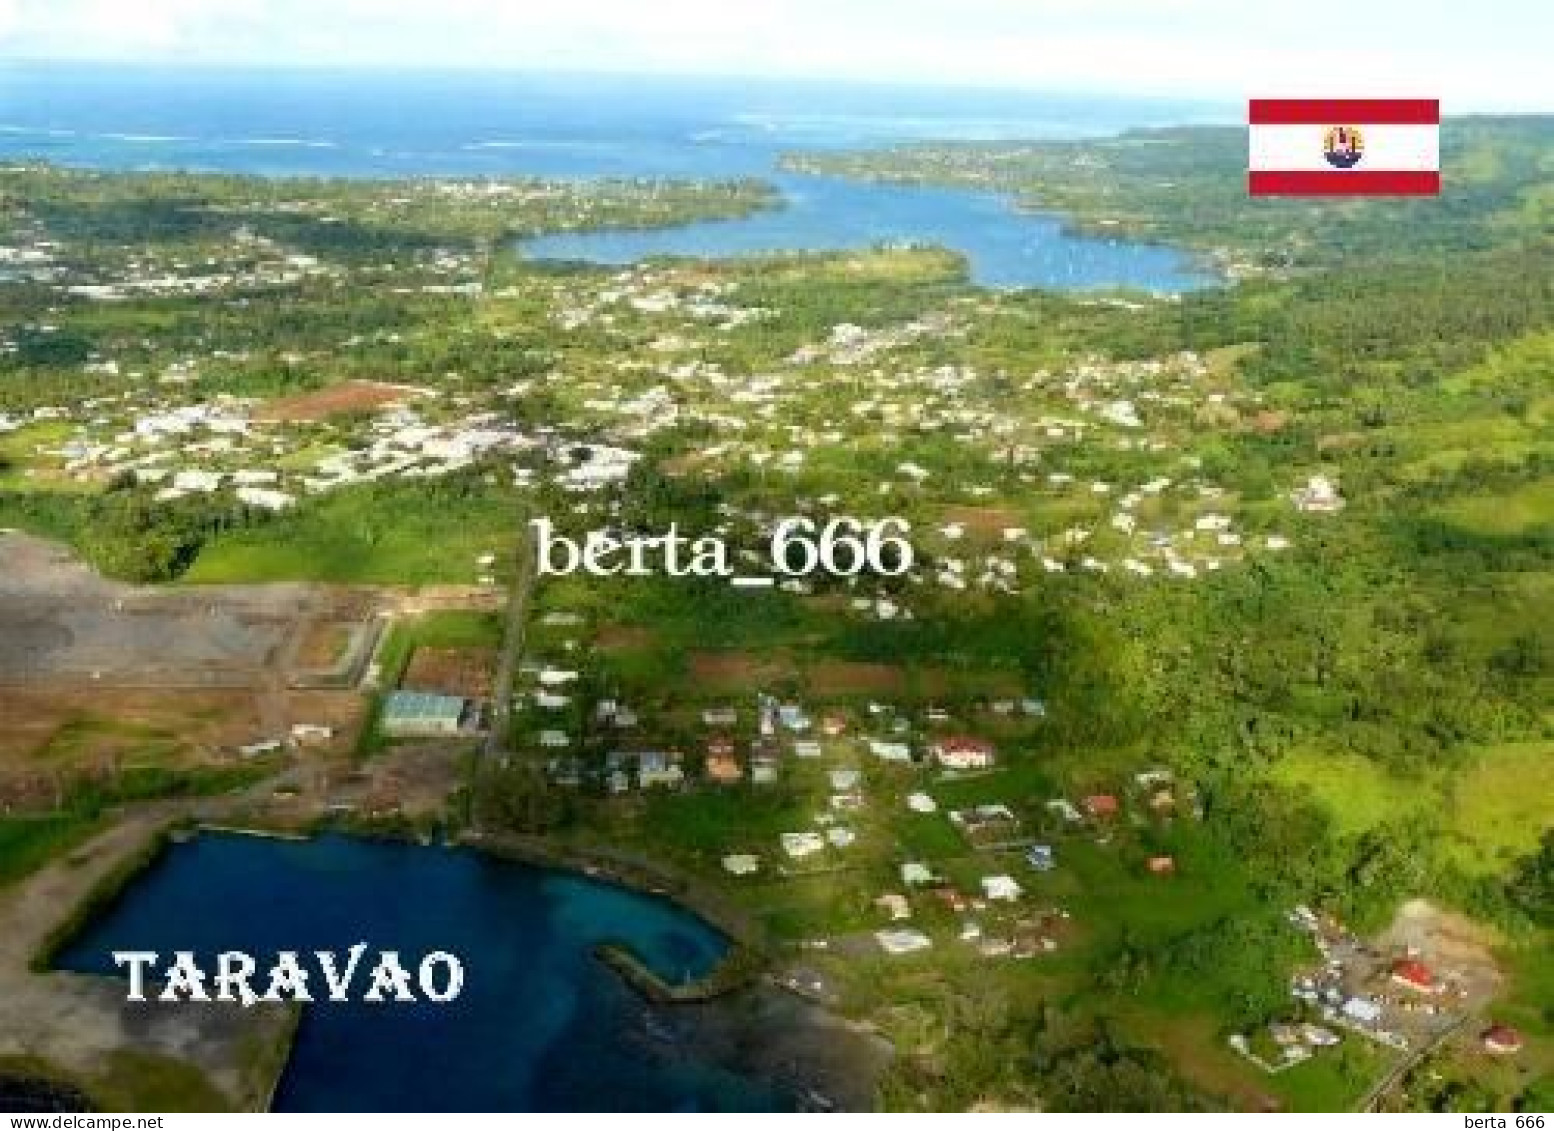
185 482 517 585
1435 481 1554 536
1267 749 1446 837
1440 742 1554 875
0 815 102 889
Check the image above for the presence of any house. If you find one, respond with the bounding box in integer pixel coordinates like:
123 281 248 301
868 739 912 762
1046 798 1083 823
1084 794 1120 819
704 741 742 785
819 711 848 736
702 706 738 727
792 739 822 758
930 736 996 771
781 831 825 859
875 893 911 920
637 751 684 789
875 928 932 955
1390 958 1439 994
380 691 468 737
907 792 938 813
901 862 934 887
777 704 810 732
1342 997 1383 1025
1026 844 1055 871
289 723 333 745
981 874 1023 902
1301 1025 1341 1048
722 854 760 876
1146 855 1176 875
1480 1025 1523 1056
828 768 862 791
537 730 570 748
1291 475 1345 513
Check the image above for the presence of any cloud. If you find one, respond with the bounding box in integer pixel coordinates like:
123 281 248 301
0 0 1548 110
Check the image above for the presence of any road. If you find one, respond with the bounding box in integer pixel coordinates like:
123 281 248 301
481 517 537 764
1356 1010 1479 1112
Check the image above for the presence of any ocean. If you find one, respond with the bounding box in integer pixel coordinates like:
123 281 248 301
0 64 1231 289
54 832 781 1112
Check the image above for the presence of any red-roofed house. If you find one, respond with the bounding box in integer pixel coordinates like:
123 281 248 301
1084 794 1120 819
1390 958 1438 994
930 736 996 770
704 737 742 785
1481 1025 1523 1056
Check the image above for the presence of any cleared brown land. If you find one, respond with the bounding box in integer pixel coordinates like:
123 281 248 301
296 622 352 669
283 690 368 744
0 687 262 772
401 646 496 699
254 380 422 423
803 661 906 695
942 505 1025 538
595 624 654 651
688 651 794 691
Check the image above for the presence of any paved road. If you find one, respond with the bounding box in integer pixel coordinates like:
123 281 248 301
482 518 536 764
1356 1011 1479 1112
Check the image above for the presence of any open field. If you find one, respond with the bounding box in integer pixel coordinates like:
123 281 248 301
401 646 497 698
1441 743 1554 875
253 379 426 423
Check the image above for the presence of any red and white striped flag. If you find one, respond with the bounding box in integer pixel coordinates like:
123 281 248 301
1248 99 1440 196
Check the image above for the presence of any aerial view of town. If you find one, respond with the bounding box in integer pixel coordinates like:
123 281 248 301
0 0 1549 1117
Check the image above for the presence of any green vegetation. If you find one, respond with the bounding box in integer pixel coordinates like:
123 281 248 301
0 815 103 888
0 119 1548 1111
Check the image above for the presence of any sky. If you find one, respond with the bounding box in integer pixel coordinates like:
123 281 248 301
0 0 1549 110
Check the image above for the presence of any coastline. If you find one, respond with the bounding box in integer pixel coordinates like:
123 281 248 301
18 817 886 1110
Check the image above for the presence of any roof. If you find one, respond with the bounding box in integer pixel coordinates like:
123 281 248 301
1481 1024 1523 1052
382 691 465 722
1085 794 1120 816
1391 958 1435 989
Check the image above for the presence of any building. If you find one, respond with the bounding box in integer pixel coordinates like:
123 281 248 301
704 741 743 785
981 874 1023 902
1147 855 1177 875
637 750 685 790
722 854 760 877
1481 1025 1523 1056
1342 997 1383 1025
1084 794 1120 819
876 929 932 955
1026 844 1055 872
1291 475 1345 513
930 736 996 770
380 691 468 737
1390 958 1438 994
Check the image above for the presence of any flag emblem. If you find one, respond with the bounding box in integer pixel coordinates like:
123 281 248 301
1249 99 1439 195
1322 125 1364 169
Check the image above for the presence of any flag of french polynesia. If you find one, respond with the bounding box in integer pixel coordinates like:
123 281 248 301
1248 99 1440 196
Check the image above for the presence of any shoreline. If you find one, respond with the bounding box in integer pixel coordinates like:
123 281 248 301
28 818 876 1109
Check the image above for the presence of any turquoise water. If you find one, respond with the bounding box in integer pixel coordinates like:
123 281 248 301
0 65 1226 291
54 832 782 1112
